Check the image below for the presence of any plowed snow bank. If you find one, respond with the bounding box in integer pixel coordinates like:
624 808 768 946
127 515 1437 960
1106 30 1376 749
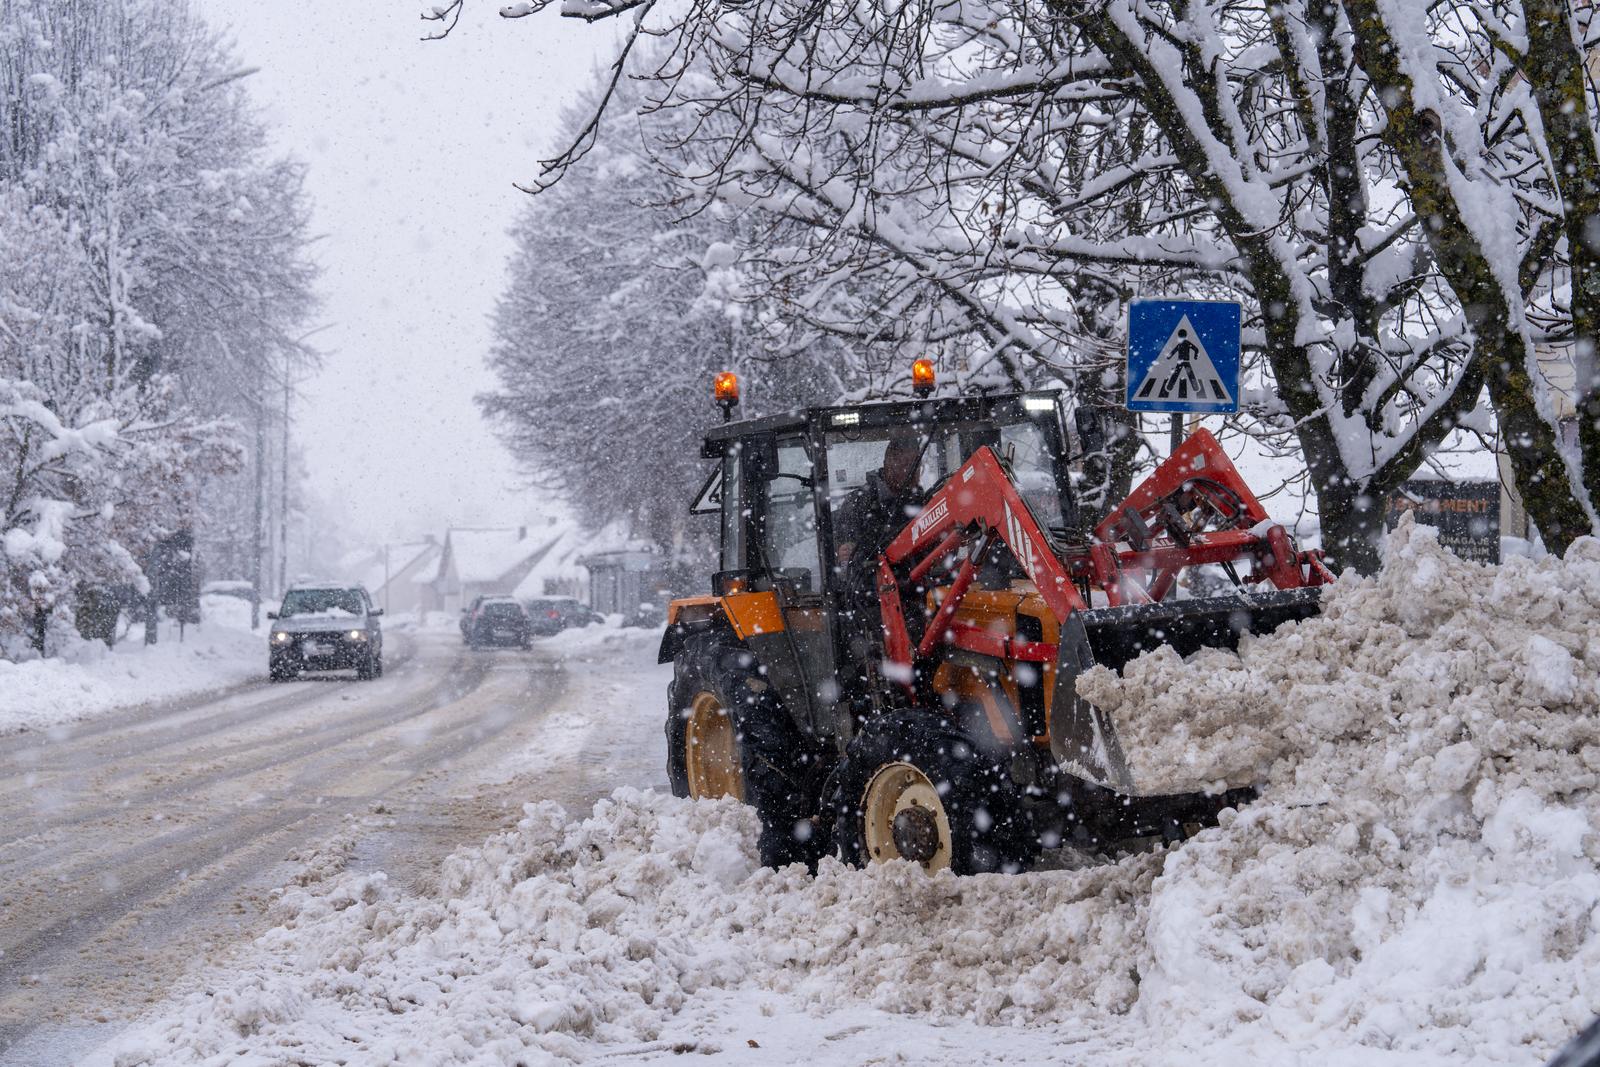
0 595 263 735
109 521 1600 1066
1089 517 1600 1056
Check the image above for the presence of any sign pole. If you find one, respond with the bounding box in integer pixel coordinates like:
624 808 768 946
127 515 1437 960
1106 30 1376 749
1169 413 1182 456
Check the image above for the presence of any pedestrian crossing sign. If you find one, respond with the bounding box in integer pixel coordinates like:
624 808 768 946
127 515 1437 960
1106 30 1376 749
1126 300 1241 414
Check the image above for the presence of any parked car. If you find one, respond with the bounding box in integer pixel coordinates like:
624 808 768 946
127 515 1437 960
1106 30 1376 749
458 595 486 640
522 596 604 636
621 601 666 629
268 583 383 681
201 579 255 602
463 596 531 649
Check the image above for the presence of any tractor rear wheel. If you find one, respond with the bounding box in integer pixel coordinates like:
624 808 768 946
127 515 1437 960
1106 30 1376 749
826 709 1038 875
666 634 829 869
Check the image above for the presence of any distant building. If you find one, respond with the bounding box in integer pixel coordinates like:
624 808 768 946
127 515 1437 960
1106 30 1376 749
577 537 676 615
369 540 441 616
412 549 445 615
332 538 442 617
428 526 567 615
512 531 586 601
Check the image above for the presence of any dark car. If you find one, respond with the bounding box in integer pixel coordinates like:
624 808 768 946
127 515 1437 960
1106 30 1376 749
458 595 486 640
621 601 666 629
464 596 531 649
459 594 523 640
522 596 604 636
268 584 383 681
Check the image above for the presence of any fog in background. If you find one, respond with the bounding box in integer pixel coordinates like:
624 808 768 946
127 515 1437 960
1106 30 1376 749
194 1 617 542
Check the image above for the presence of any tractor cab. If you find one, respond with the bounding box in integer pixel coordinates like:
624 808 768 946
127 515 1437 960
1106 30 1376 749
671 376 1084 748
698 389 1078 581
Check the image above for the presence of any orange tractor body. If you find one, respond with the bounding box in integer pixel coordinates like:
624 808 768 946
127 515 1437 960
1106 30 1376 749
662 386 1328 873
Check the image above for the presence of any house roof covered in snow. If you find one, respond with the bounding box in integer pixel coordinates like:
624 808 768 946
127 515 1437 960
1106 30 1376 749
512 531 588 599
411 548 444 586
436 526 571 589
358 541 438 594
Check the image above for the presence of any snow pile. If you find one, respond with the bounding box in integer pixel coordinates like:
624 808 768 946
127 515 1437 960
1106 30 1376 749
108 520 1600 1064
1081 515 1600 798
536 618 628 654
0 596 264 735
1086 517 1600 1056
113 789 1163 1066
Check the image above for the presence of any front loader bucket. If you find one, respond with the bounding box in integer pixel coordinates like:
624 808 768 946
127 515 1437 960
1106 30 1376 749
1049 588 1322 793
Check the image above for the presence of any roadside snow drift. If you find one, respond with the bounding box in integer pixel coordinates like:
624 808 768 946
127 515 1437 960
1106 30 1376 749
0 595 263 735
110 520 1600 1066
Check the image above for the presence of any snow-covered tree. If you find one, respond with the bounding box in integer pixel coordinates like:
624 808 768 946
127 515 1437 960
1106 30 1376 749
0 0 317 653
1333 0 1600 547
435 0 1600 570
480 80 848 551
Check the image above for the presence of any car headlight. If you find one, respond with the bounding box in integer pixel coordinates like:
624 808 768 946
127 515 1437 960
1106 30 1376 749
272 631 291 644
348 630 366 640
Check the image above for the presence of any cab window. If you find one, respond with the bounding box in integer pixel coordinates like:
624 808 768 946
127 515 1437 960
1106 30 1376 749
999 420 1067 530
720 446 745 572
758 438 820 593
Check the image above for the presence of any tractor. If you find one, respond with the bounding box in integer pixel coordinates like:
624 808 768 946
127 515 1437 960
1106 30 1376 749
661 365 1332 874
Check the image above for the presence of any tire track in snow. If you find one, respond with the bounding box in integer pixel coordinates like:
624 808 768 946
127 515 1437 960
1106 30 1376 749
0 632 573 1064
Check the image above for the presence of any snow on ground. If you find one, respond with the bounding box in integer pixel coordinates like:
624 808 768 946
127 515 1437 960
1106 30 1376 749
98 526 1600 1065
490 621 669 782
0 593 265 736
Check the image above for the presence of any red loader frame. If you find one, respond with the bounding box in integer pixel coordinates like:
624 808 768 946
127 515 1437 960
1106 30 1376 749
875 429 1333 687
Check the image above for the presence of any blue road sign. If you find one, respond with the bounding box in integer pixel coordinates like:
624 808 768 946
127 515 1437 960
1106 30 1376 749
1126 300 1241 414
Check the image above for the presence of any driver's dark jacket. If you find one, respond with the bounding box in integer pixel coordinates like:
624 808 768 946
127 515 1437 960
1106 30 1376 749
833 472 924 694
834 470 923 571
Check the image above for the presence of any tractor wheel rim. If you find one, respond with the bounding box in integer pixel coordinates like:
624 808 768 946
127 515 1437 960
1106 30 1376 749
862 761 953 872
685 690 745 802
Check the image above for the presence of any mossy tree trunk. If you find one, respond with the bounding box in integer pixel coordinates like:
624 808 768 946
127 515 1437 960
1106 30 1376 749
1339 0 1593 553
1518 0 1600 519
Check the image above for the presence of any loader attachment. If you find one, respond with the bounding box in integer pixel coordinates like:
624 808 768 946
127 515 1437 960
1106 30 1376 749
1050 588 1322 793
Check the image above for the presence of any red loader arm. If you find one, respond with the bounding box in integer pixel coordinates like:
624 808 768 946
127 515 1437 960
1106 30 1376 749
875 431 1332 690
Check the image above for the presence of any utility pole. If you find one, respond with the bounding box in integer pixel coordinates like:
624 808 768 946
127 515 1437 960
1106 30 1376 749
384 543 391 613
250 364 265 631
278 367 291 593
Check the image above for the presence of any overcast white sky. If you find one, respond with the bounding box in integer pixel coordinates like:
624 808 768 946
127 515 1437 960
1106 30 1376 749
193 1 617 543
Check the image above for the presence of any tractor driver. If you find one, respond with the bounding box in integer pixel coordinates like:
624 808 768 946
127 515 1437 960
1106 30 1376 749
833 430 926 569
832 430 927 709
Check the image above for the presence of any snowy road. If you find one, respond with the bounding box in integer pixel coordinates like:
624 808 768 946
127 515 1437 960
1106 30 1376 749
0 626 670 1066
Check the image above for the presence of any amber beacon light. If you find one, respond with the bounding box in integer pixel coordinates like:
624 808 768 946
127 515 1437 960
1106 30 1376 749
714 371 740 421
911 358 936 397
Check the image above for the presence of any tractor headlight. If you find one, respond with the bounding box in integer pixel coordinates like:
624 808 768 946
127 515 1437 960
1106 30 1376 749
272 631 291 644
348 630 366 641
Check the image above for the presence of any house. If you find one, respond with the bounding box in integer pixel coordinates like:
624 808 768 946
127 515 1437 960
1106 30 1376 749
412 549 446 615
428 526 567 615
512 531 587 601
577 537 674 615
332 539 442 617
366 540 441 616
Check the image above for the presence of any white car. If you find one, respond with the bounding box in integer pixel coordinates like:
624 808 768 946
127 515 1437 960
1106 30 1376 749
268 583 384 681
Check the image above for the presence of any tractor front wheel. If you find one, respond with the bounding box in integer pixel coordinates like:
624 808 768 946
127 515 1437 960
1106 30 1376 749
666 634 828 869
682 689 747 801
826 709 1038 875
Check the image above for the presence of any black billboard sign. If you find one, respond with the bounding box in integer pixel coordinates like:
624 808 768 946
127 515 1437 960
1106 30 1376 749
1385 480 1500 564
